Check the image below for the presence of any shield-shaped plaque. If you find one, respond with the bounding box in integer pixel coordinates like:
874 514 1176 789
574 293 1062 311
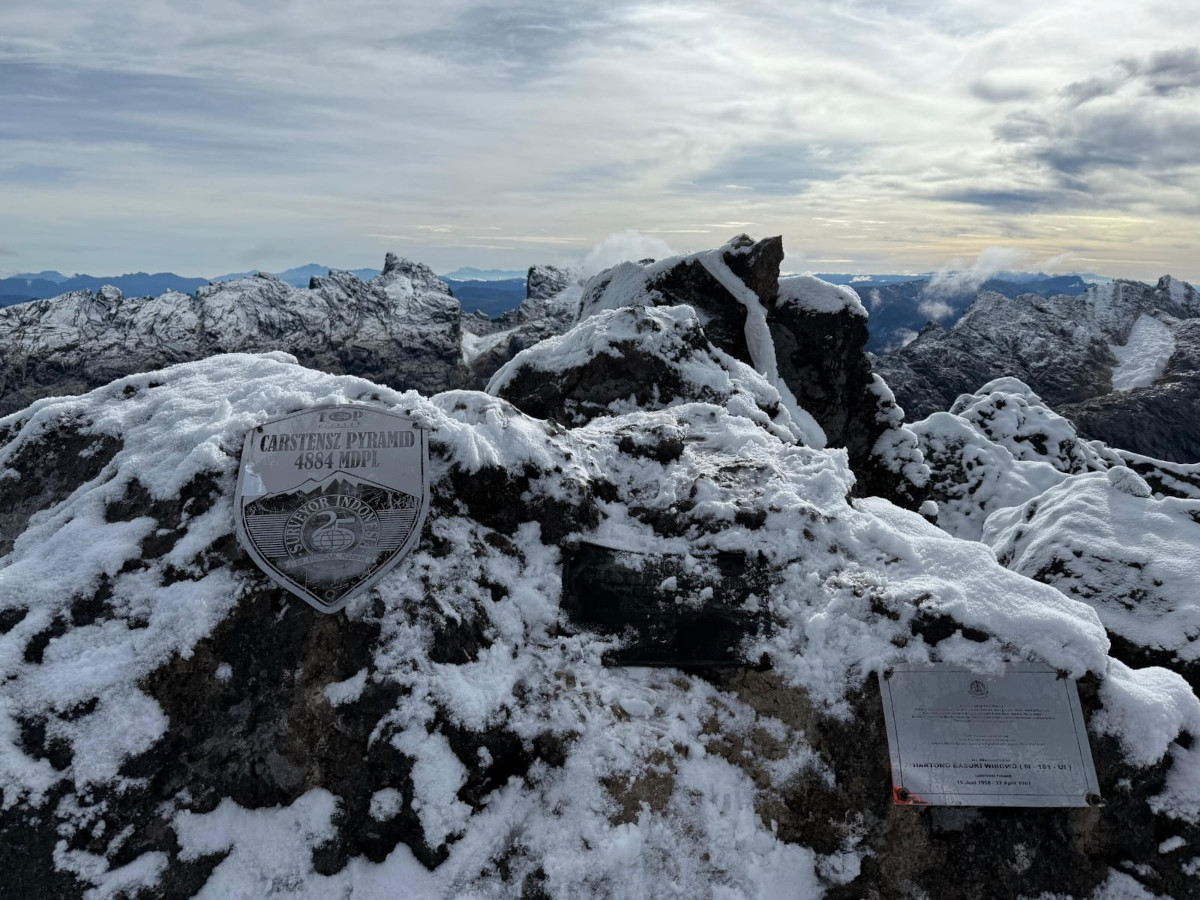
235 404 429 613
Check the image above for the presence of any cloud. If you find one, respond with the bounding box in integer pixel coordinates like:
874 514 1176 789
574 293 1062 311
1135 47 1200 95
867 288 883 310
1037 252 1078 272
916 297 954 321
990 48 1200 215
579 230 675 274
884 328 920 353
922 246 1027 300
0 2 1197 281
687 142 854 196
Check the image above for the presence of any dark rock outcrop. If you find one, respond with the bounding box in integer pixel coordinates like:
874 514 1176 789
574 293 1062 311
876 277 1198 412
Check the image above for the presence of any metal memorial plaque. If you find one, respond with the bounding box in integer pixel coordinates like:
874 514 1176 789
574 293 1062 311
561 543 770 667
879 664 1101 807
235 405 429 614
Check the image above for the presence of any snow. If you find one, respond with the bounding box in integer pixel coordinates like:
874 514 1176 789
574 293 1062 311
983 471 1200 668
2 350 1199 895
1110 315 1175 391
485 303 813 444
1089 869 1170 899
174 790 437 899
324 667 368 706
1094 662 1200 822
696 243 827 449
1158 836 1186 853
369 787 404 821
778 275 868 318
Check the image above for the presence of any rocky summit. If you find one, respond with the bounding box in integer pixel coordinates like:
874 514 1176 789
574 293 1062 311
0 237 1198 899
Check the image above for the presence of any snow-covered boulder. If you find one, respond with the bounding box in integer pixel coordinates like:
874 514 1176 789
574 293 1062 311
486 304 809 442
1 353 1198 899
0 254 469 417
574 235 929 507
984 469 1200 692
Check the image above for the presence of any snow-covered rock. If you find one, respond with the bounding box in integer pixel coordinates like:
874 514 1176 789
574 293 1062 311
519 265 583 325
0 254 469 417
2 352 1197 898
912 376 1200 699
486 304 807 443
573 235 929 507
984 470 1200 692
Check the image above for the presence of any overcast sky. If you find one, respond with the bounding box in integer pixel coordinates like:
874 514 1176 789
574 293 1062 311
1 0 1198 280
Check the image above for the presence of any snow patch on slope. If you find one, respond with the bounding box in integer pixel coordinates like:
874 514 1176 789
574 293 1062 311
1110 315 1175 391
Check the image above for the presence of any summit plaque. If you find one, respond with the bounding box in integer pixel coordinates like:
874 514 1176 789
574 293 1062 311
879 663 1101 807
235 405 429 614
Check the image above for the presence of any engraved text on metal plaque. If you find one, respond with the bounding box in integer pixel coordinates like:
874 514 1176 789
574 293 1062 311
879 664 1101 807
235 405 429 614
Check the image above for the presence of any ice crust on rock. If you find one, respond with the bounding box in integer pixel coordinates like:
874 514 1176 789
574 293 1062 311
5 353 1194 898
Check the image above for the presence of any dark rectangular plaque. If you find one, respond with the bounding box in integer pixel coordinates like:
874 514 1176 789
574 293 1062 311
561 543 770 667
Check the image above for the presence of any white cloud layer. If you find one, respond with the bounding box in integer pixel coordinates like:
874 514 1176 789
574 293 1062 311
923 246 1028 300
0 1 1196 279
579 231 676 274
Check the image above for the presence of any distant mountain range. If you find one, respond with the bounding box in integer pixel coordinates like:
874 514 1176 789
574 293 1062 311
441 267 528 281
0 265 1095 348
1 271 211 307
850 274 1091 353
210 264 381 287
442 278 527 316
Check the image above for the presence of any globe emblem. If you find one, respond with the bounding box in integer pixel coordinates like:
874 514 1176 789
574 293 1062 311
312 523 356 552
302 507 361 554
